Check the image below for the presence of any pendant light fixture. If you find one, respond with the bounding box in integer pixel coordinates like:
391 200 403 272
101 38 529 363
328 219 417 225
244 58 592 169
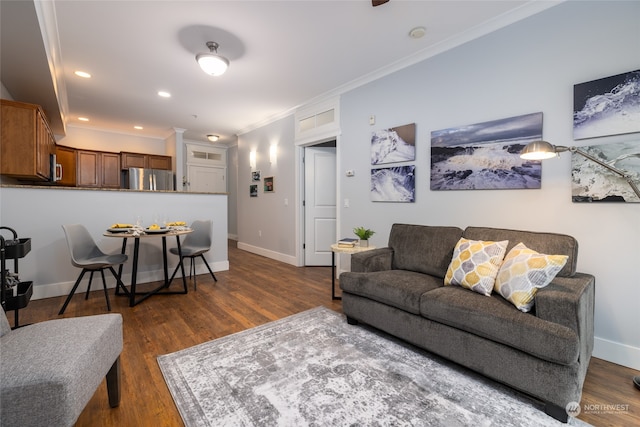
196 41 229 76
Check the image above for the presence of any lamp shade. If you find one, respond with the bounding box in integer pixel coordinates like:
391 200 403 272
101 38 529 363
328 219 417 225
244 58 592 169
520 140 559 160
196 42 229 76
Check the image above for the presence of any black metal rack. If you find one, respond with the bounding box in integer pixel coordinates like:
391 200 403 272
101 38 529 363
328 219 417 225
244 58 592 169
1 226 33 328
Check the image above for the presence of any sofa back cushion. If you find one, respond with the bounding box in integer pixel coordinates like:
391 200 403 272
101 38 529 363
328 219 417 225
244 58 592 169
463 226 578 277
388 224 463 278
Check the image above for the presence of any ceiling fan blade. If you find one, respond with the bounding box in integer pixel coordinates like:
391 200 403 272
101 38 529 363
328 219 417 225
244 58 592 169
372 0 389 7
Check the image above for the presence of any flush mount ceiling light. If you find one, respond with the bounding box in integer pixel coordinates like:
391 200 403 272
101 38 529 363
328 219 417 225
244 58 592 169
207 134 220 142
409 26 426 39
196 41 229 76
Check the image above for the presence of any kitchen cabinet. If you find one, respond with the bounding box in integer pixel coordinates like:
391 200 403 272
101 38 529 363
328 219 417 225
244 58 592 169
101 152 121 188
120 152 147 169
148 155 172 170
1 99 55 181
121 152 172 170
55 146 77 186
77 149 120 188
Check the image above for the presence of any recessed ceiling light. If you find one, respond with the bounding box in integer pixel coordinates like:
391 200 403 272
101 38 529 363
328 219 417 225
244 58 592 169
78 117 89 122
158 91 171 98
74 70 91 78
409 26 426 39
134 125 143 130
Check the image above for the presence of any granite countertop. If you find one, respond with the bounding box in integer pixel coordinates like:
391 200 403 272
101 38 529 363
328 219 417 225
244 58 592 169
0 184 227 195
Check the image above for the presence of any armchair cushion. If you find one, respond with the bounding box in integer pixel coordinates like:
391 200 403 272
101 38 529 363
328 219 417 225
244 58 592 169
0 312 123 427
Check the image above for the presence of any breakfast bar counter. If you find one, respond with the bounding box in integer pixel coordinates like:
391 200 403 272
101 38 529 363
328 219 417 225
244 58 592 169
0 185 229 301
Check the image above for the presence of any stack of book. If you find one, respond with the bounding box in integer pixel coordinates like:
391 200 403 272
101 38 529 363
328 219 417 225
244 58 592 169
337 238 358 248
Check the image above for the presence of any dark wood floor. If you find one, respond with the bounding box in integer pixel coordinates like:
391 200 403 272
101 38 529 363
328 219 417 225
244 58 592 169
9 241 639 426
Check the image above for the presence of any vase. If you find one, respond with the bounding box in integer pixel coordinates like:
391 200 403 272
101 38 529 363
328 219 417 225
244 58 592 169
359 239 369 247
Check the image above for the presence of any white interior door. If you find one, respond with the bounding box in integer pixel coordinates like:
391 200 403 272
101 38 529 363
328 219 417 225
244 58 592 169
187 165 226 193
304 146 336 266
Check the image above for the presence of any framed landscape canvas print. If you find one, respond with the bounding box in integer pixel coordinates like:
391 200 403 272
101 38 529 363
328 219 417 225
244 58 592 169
371 165 415 202
430 112 543 190
573 69 640 140
371 123 416 165
571 140 640 203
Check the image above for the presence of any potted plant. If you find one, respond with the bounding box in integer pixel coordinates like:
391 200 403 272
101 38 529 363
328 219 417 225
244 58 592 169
353 226 375 247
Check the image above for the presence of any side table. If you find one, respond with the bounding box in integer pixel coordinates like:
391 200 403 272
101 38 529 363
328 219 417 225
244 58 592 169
330 243 376 300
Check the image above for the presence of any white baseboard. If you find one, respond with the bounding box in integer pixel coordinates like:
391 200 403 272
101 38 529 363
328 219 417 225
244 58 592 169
227 233 238 241
236 242 297 266
31 260 229 300
593 336 640 370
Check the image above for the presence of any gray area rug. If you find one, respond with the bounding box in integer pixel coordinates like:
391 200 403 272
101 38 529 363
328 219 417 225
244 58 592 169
158 307 591 427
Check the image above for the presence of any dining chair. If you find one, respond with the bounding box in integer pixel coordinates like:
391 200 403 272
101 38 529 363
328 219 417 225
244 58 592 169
169 220 217 290
59 224 128 315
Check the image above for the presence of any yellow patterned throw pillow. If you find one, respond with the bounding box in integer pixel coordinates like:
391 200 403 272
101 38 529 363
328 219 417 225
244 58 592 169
495 242 568 312
444 238 508 296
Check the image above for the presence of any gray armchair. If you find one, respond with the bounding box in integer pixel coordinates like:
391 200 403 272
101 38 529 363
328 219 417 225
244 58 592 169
0 308 123 427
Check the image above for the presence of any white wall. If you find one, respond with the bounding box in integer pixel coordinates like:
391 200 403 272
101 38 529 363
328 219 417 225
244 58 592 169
227 143 239 239
237 115 297 263
338 1 639 369
0 187 228 299
59 125 169 154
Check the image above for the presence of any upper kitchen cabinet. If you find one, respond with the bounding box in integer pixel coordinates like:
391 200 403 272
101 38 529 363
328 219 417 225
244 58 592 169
148 155 172 170
120 151 146 169
77 149 120 188
1 99 56 181
55 145 77 186
121 152 172 170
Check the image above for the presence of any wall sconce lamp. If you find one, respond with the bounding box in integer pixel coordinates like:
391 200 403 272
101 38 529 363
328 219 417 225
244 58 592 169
520 140 640 199
269 145 277 164
249 151 256 169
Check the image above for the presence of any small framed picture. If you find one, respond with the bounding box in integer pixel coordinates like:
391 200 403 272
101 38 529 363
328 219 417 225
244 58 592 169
264 176 275 193
249 184 258 197
252 170 261 181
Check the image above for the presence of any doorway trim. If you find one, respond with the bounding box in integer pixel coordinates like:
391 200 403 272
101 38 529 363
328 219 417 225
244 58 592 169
295 135 341 267
294 96 341 267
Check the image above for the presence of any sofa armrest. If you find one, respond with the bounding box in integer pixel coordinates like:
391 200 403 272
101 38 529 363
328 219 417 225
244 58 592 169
535 273 595 359
351 247 393 272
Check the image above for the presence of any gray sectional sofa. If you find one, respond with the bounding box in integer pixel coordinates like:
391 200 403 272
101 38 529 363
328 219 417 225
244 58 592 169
340 224 595 423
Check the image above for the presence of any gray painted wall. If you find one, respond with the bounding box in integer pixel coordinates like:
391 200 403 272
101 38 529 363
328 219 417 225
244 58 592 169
236 1 640 369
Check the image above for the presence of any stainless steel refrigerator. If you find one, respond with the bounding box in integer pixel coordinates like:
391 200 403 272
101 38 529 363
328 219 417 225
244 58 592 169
128 168 174 191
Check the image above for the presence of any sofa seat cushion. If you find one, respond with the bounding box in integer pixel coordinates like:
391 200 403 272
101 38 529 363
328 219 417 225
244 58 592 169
340 270 443 314
420 286 579 365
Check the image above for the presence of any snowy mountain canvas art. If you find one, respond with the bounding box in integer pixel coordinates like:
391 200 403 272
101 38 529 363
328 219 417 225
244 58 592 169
371 165 415 202
430 113 543 190
573 70 640 140
572 140 640 203
371 123 416 165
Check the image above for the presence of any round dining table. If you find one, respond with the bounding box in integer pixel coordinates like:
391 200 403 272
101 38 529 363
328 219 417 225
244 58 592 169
103 228 193 307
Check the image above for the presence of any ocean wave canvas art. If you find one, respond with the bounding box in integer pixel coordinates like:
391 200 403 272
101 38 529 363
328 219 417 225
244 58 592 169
573 70 640 140
371 123 416 165
430 113 543 190
572 141 640 203
371 165 415 202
